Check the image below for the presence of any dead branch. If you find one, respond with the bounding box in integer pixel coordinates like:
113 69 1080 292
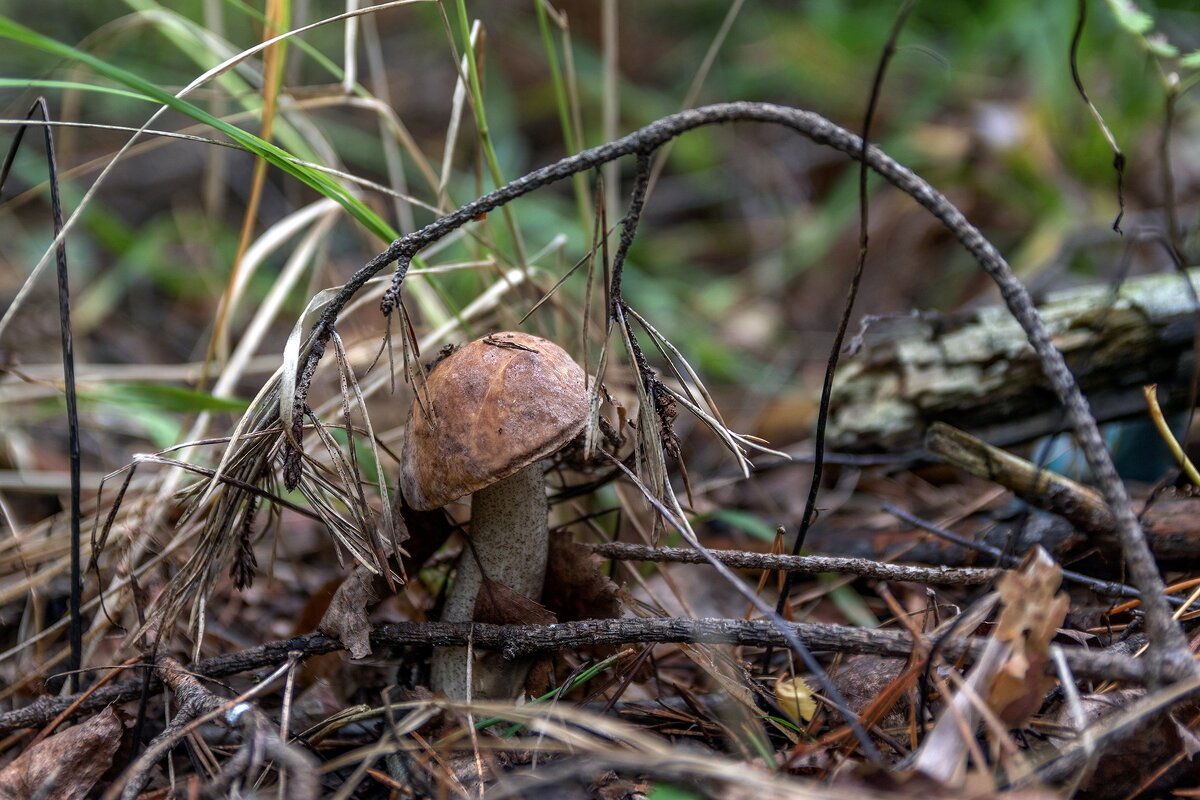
300 101 1193 669
106 655 317 800
0 618 1184 737
590 537 1168 608
926 423 1200 564
585 541 1000 585
882 504 1183 607
927 422 1114 537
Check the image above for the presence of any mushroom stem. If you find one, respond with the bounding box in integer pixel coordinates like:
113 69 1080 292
431 461 548 700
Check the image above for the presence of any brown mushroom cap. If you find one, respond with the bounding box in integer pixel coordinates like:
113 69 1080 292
400 332 589 510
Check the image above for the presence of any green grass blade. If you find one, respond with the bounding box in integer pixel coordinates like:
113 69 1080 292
0 14 397 242
0 78 156 102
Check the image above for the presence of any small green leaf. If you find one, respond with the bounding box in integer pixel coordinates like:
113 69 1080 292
822 576 880 628
59 384 245 449
647 786 703 800
1180 49 1200 69
706 508 779 542
1105 0 1154 35
0 78 154 102
88 383 250 414
1145 34 1179 58
765 713 806 734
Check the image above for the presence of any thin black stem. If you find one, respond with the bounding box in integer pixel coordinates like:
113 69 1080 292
46 96 83 694
3 99 85 692
608 150 652 312
1069 0 1126 233
1160 86 1182 261
766 1 913 672
607 151 664 421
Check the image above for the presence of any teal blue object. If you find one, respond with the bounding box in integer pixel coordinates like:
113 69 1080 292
1041 417 1178 484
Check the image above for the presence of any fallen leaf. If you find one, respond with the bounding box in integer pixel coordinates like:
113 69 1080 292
0 707 125 800
912 550 1066 785
318 564 381 658
1039 690 1200 799
542 537 621 622
829 654 910 730
395 490 454 576
474 576 556 626
989 546 1069 726
775 676 817 723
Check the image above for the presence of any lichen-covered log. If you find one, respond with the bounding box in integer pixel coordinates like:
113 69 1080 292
829 268 1200 451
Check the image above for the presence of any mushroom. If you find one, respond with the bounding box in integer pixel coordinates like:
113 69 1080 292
400 331 589 700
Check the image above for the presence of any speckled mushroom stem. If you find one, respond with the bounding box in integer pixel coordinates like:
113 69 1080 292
431 461 548 701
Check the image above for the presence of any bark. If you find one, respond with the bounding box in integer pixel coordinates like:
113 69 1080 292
830 268 1200 452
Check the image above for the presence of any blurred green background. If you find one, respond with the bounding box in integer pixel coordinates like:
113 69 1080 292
1 0 1198 479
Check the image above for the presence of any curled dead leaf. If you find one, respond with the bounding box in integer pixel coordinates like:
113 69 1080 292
542 537 622 622
990 546 1069 726
0 707 126 800
318 564 382 659
473 576 556 626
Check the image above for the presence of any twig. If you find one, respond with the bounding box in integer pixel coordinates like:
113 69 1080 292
595 450 883 764
925 421 1115 539
1 618 1186 738
585 541 999 585
107 655 316 800
29 656 141 748
1069 0 1126 233
1030 672 1200 786
1144 384 1200 487
882 502 1179 606
2 98 83 691
780 0 913 592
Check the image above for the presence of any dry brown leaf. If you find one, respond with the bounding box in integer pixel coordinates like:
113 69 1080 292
541 537 622 622
318 564 382 659
989 546 1068 727
473 576 556 626
829 654 910 730
522 652 556 698
1039 690 1200 799
0 707 125 800
913 549 1067 785
315 500 430 659
394 490 453 575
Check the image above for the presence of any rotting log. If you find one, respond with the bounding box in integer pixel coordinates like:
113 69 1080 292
829 268 1200 452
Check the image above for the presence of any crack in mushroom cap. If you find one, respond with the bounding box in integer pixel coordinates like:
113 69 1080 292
400 332 590 510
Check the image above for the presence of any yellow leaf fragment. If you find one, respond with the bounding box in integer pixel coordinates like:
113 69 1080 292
775 675 818 723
